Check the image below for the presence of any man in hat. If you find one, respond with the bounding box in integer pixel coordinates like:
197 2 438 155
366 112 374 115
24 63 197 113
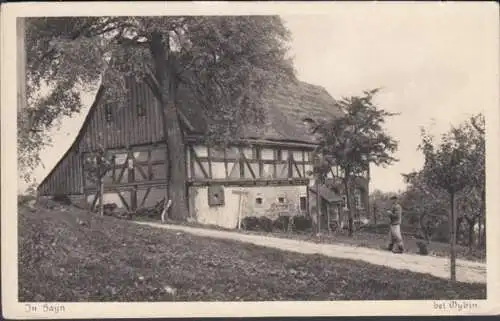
387 195 404 253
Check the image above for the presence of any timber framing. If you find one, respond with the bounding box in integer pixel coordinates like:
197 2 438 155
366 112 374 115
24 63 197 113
37 74 371 215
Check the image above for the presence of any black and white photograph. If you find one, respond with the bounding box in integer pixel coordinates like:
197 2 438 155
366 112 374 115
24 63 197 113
2 1 499 319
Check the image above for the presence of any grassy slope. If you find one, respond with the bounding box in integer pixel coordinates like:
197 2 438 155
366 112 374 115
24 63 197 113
19 205 486 302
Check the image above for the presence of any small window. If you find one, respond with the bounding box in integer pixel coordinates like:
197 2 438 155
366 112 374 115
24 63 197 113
137 104 145 117
208 185 225 207
354 189 363 209
104 103 112 122
342 195 348 210
276 150 282 161
278 197 285 204
254 148 261 160
255 197 263 205
299 196 307 211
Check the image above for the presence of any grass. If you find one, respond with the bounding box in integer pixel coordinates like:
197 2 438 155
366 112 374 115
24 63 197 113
136 216 486 263
19 204 486 302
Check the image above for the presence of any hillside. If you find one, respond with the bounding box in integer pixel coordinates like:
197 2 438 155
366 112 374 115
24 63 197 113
18 202 486 301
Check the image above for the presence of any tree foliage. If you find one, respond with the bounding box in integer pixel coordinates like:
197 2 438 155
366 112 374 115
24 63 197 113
401 170 449 241
21 16 294 173
415 114 485 218
402 115 485 248
411 113 485 281
309 89 399 236
22 16 295 219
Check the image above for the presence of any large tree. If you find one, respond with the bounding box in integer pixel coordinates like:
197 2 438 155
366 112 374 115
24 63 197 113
417 113 485 281
308 89 399 236
21 16 295 219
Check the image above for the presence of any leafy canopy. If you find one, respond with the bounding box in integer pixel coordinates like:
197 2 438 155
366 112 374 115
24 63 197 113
21 16 295 181
418 113 484 195
309 88 399 181
402 113 486 240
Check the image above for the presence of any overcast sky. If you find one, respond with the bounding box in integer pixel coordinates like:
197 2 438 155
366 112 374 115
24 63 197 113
20 5 498 194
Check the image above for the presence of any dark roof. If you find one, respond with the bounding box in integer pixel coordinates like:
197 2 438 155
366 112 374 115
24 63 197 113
246 80 342 143
175 79 341 144
309 184 343 204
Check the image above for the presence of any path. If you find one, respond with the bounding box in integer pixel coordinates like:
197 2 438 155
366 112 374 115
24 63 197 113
135 221 486 284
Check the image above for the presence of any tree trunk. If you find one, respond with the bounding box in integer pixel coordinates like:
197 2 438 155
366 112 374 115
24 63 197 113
316 176 321 235
17 18 26 116
373 204 377 225
344 176 354 237
478 189 485 249
98 178 104 216
150 32 189 221
419 213 430 243
467 218 475 251
449 192 457 281
456 216 463 245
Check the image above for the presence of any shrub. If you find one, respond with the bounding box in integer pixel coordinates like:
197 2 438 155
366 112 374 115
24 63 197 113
103 203 118 216
52 194 72 206
416 241 429 255
273 216 290 231
241 216 261 231
258 217 273 232
432 222 449 243
241 216 274 232
293 216 312 232
18 195 36 206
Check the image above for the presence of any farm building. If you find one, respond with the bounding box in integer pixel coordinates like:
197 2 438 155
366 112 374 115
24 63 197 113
37 77 370 229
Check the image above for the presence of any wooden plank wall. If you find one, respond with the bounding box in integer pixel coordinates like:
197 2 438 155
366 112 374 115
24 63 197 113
37 147 83 196
79 77 164 152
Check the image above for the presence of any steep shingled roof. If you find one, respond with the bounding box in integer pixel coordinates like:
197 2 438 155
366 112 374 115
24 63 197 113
175 79 341 144
250 80 341 142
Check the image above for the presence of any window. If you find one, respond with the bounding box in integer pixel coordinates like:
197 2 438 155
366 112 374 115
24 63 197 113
255 197 263 206
137 104 145 117
278 197 285 204
354 189 363 209
254 148 261 160
104 103 112 122
208 185 225 207
342 195 348 210
276 150 282 161
299 196 307 211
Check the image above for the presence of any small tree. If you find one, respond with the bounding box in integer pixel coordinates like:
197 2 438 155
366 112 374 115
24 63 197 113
84 143 114 216
466 114 485 247
401 170 449 242
309 89 399 236
418 114 483 281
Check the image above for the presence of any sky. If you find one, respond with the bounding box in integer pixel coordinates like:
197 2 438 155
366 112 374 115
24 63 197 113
20 5 498 194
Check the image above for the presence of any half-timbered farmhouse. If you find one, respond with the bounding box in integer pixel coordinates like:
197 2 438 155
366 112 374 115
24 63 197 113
37 77 370 229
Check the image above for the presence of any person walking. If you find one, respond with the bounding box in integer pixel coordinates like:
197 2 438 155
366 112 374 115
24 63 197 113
387 195 404 253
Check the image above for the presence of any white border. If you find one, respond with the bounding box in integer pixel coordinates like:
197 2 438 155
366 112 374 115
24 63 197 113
2 1 499 319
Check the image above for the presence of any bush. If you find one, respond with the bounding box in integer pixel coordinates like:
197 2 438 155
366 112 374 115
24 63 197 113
416 241 429 255
258 217 273 232
241 216 261 231
52 194 72 206
273 216 290 231
18 195 36 206
293 216 312 232
432 222 449 243
103 203 118 216
241 216 274 232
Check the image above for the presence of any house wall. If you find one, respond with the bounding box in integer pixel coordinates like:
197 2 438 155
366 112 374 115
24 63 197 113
189 185 308 229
